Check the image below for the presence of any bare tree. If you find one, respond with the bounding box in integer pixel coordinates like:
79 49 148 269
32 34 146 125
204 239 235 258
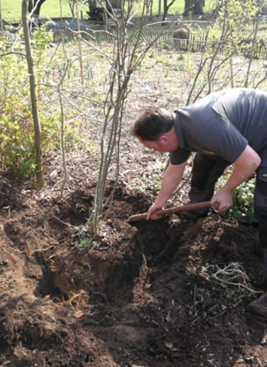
69 0 84 17
80 0 176 236
88 0 97 13
28 0 47 17
163 0 176 21
0 0 3 31
186 0 265 104
22 0 44 187
183 0 204 16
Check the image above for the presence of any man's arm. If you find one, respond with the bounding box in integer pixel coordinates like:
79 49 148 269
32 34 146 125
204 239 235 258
147 161 187 219
211 145 261 211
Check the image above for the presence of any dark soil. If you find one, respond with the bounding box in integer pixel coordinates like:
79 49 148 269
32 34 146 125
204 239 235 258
0 163 267 367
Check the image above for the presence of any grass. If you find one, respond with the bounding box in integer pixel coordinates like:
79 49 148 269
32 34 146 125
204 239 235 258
1 0 216 23
1 0 73 23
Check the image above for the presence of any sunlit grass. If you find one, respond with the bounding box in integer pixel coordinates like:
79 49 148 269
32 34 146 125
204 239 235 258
1 0 217 23
1 0 72 22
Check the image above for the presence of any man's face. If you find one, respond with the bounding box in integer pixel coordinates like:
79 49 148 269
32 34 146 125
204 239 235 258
137 130 179 153
138 137 171 152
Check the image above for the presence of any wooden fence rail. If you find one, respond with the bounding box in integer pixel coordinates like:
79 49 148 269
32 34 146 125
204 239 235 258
1 26 266 60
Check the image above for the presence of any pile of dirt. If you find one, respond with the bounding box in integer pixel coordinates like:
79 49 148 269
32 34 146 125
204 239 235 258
0 179 266 367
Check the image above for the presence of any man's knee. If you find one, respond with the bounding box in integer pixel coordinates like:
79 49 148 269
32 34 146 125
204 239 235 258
255 169 267 248
190 154 229 201
255 169 267 216
258 221 267 248
255 205 267 248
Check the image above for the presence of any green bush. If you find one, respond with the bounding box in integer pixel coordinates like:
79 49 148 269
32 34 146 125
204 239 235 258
229 178 256 223
0 29 83 179
0 95 36 178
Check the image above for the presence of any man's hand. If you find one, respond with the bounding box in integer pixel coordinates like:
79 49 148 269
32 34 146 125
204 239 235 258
147 203 163 220
211 145 260 213
210 189 233 212
146 161 188 220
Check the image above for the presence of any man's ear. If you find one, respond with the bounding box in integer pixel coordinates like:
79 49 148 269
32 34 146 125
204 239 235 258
158 134 169 145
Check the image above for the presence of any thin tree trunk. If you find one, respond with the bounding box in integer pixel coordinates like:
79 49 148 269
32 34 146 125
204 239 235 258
22 0 44 187
0 0 3 32
163 0 175 21
29 0 46 17
158 0 161 16
88 0 97 12
76 0 84 87
150 0 153 18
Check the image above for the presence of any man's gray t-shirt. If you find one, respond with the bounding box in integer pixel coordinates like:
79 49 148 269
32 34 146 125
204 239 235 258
170 88 267 165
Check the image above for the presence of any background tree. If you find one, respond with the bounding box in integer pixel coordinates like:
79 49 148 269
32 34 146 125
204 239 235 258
28 0 47 17
27 0 85 19
183 0 204 16
88 0 97 13
22 0 44 187
87 0 175 236
68 0 85 17
163 0 176 20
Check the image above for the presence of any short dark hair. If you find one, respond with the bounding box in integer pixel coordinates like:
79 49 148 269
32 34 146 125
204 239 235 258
131 108 174 141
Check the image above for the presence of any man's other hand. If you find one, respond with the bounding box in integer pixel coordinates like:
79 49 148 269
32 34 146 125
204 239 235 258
147 204 163 220
211 189 233 212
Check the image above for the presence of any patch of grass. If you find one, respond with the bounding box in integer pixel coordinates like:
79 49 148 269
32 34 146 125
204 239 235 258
1 0 217 23
75 237 98 249
130 159 167 196
1 0 73 22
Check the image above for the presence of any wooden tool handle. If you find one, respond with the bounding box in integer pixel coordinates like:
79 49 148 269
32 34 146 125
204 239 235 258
128 201 211 223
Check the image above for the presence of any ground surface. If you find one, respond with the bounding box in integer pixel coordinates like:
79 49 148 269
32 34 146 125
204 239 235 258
1 155 267 367
1 43 267 366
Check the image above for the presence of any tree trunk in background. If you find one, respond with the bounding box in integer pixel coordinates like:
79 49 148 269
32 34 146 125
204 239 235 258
150 0 153 18
87 0 121 17
184 0 204 15
109 0 121 8
194 0 204 15
28 0 46 17
88 0 97 12
158 0 161 16
163 0 176 21
0 0 3 31
163 0 168 20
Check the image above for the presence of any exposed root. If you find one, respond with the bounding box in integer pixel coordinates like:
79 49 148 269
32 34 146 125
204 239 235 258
57 289 89 307
207 262 263 296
